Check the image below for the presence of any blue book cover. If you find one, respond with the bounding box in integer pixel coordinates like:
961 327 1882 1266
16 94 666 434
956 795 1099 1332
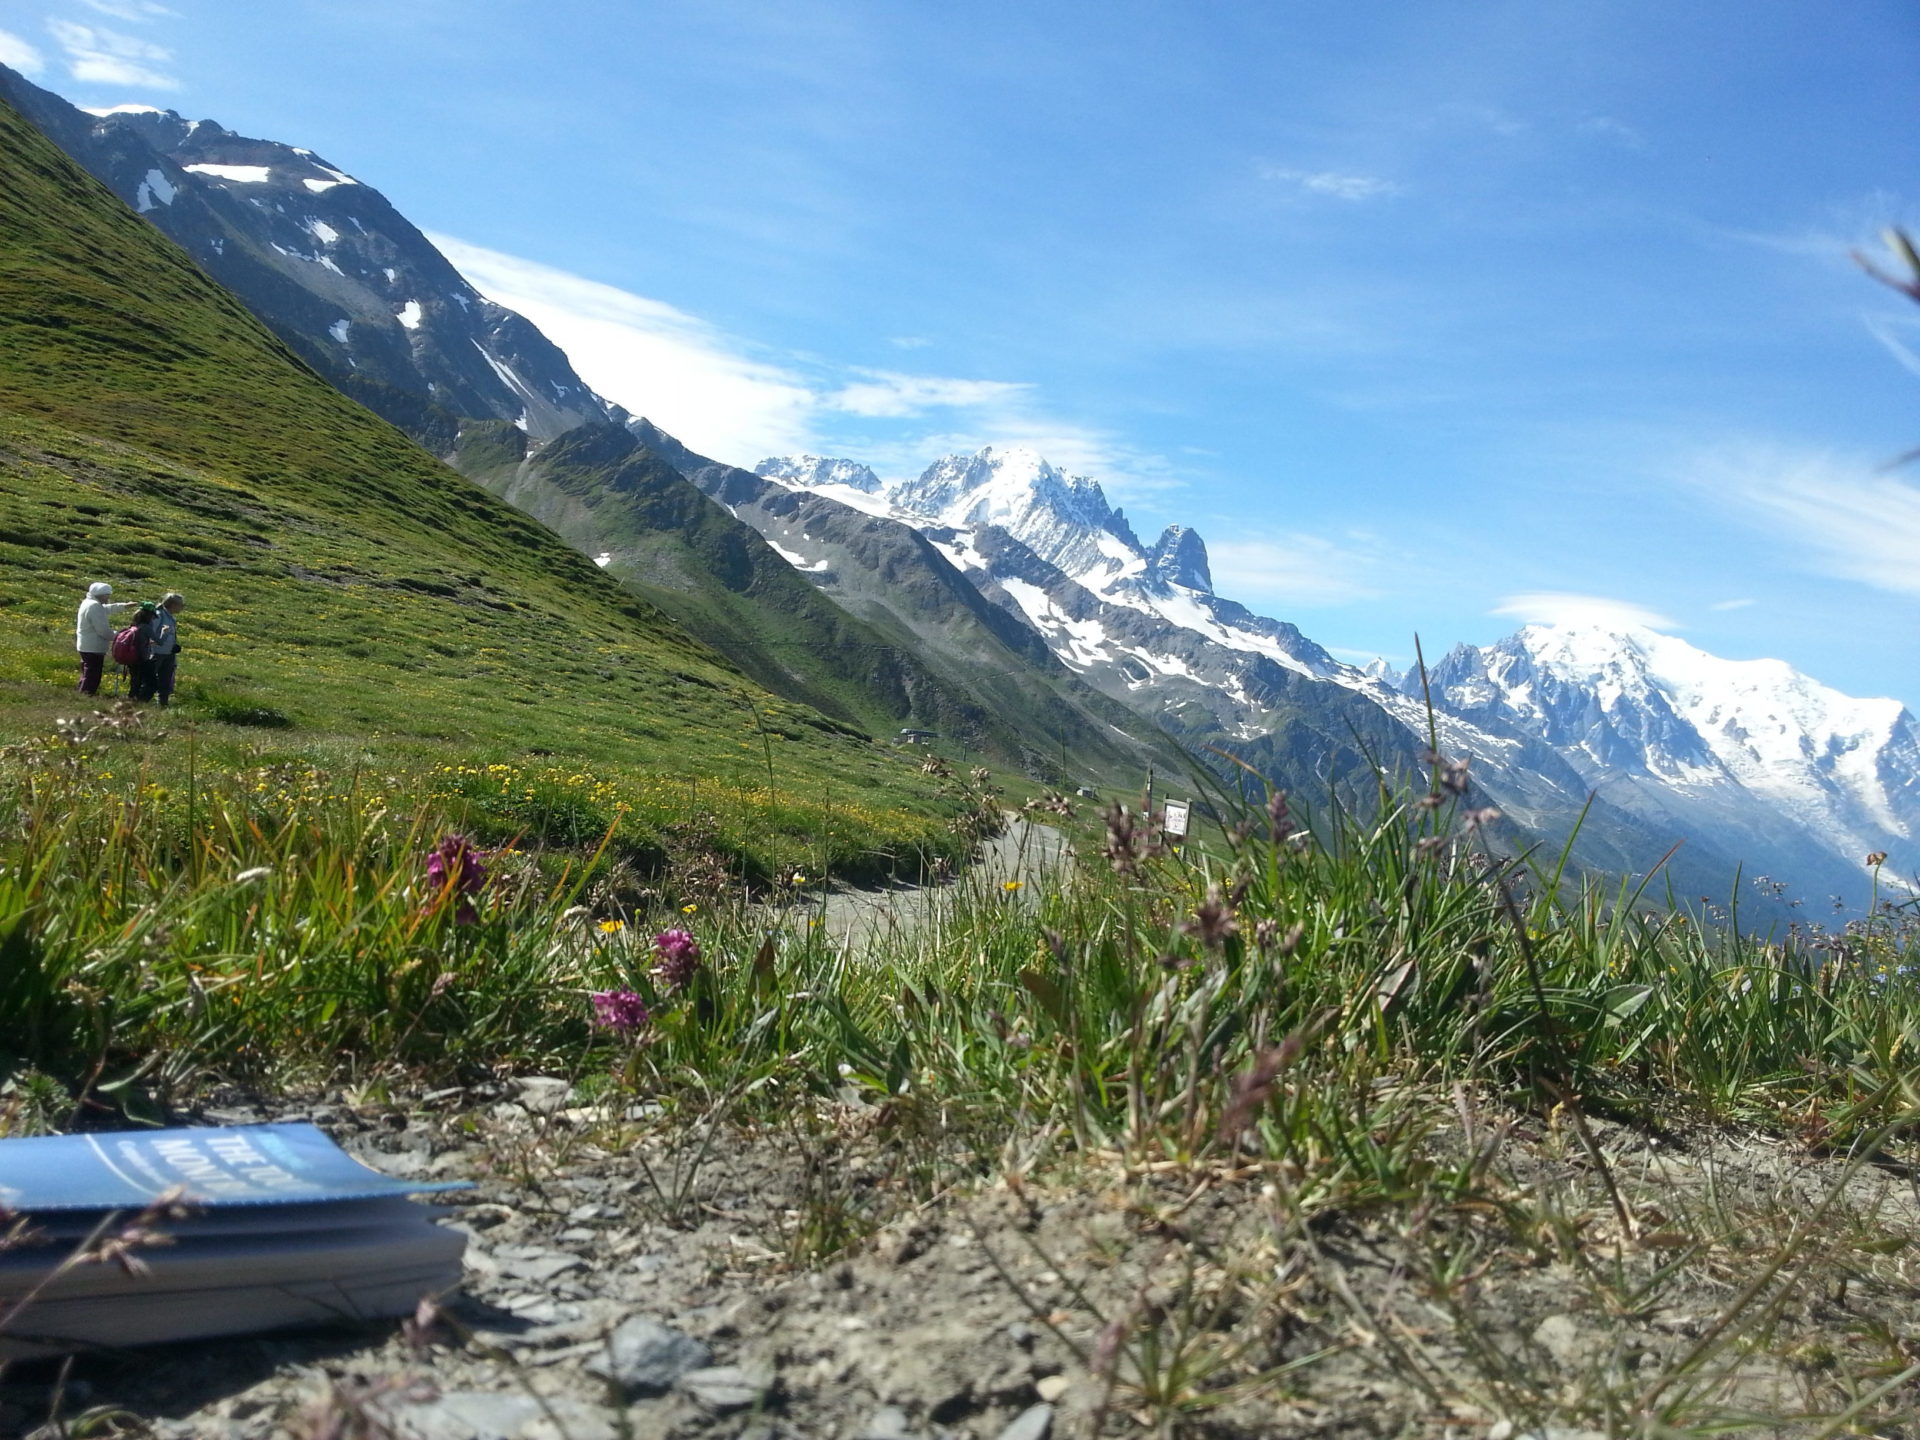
0 1123 469 1211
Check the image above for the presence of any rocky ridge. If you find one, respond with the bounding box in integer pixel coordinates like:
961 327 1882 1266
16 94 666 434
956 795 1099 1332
749 448 1917 908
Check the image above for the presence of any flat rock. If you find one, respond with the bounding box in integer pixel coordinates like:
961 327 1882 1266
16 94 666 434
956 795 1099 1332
490 1245 587 1283
680 1363 773 1412
996 1403 1054 1440
375 1389 542 1440
585 1316 712 1397
856 1405 921 1440
511 1076 575 1115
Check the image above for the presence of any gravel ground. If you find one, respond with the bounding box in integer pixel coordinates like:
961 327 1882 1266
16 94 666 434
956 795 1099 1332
5 1078 1917 1440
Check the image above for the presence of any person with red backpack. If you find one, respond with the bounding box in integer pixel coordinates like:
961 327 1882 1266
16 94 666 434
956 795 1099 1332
74 581 137 697
119 602 160 701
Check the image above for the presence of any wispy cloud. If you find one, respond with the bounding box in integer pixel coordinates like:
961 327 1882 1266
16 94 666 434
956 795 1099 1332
1577 114 1644 148
1207 533 1385 609
857 419 1186 504
1433 102 1528 138
1709 597 1757 611
1719 192 1918 261
431 234 819 464
827 371 1031 419
0 27 45 74
1257 164 1401 202
1490 592 1681 631
1680 441 1920 598
429 235 1141 486
77 0 178 20
47 19 178 89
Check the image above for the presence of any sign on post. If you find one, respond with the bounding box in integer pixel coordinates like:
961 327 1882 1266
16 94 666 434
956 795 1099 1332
1163 799 1191 841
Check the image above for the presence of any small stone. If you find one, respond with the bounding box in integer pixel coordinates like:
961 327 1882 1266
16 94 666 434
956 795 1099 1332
491 1246 586 1283
1532 1314 1592 1369
995 1403 1054 1440
587 1316 712 1398
1034 1375 1070 1403
679 1363 772 1412
520 1403 623 1440
857 1405 918 1440
512 1076 574 1115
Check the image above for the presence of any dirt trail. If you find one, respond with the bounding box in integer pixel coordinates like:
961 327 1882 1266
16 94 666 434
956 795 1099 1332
799 815 1070 948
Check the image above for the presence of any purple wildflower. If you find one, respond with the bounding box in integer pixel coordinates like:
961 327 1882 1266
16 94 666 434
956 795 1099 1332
425 834 490 924
590 988 650 1038
650 928 702 992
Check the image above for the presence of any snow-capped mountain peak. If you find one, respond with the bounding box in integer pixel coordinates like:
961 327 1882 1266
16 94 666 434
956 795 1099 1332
1422 622 1918 880
887 447 1145 586
754 454 882 493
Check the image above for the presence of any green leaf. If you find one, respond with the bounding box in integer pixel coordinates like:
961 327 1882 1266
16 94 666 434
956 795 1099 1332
1601 983 1654 1023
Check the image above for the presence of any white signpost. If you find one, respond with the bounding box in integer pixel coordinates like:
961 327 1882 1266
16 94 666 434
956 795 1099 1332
1163 799 1191 841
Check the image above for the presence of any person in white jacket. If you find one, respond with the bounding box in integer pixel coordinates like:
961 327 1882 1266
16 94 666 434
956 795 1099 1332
74 581 135 696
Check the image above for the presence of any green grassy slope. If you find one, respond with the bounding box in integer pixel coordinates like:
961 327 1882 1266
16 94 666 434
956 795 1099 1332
453 420 1035 755
0 95 963 870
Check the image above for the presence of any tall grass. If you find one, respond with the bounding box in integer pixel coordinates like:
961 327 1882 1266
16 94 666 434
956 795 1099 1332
3 706 1912 1160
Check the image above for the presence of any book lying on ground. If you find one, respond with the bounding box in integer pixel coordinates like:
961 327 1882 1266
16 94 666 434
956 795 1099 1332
0 1122 470 1359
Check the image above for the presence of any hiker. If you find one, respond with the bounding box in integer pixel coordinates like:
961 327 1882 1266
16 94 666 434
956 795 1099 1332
74 581 136 696
139 592 185 706
120 601 159 701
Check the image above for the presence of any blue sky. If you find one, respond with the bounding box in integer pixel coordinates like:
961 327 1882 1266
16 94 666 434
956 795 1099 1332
5 0 1919 705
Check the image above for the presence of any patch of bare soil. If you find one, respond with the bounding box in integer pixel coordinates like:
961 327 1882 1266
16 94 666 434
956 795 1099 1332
3 1085 1917 1440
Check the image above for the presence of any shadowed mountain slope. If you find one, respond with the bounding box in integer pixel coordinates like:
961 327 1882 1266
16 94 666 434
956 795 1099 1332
0 91 953 829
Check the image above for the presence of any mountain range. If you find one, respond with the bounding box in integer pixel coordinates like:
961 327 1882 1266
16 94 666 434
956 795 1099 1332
3 63 1912 913
736 446 1917 910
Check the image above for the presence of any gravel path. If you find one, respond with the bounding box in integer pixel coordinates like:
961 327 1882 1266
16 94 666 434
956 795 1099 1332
802 816 1070 948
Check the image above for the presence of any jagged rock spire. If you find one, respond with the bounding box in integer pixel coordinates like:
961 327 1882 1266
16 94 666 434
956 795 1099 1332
1146 524 1211 593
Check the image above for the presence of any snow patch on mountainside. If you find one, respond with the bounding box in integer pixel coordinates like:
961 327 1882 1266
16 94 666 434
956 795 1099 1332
134 168 175 211
183 162 271 184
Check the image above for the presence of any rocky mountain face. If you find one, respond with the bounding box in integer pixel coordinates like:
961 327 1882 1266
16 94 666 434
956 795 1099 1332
0 65 620 451
1416 626 1920 906
638 429 1187 782
751 447 1915 908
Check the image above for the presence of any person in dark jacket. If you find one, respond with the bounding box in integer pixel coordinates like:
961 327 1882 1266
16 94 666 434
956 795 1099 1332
142 592 185 706
125 602 159 701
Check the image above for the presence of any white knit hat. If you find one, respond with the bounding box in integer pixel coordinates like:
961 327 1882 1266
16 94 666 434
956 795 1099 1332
87 582 112 599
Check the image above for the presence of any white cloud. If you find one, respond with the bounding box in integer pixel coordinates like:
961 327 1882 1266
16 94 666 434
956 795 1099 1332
860 419 1185 504
1207 533 1384 608
827 371 1031 418
1577 115 1644 148
48 19 178 89
1490 592 1681 632
0 27 45 73
77 0 178 20
1709 597 1757 612
1258 164 1401 202
429 233 820 465
428 236 1186 500
1680 441 1920 598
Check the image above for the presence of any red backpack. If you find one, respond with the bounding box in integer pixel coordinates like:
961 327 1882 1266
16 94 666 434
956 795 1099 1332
110 623 142 666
